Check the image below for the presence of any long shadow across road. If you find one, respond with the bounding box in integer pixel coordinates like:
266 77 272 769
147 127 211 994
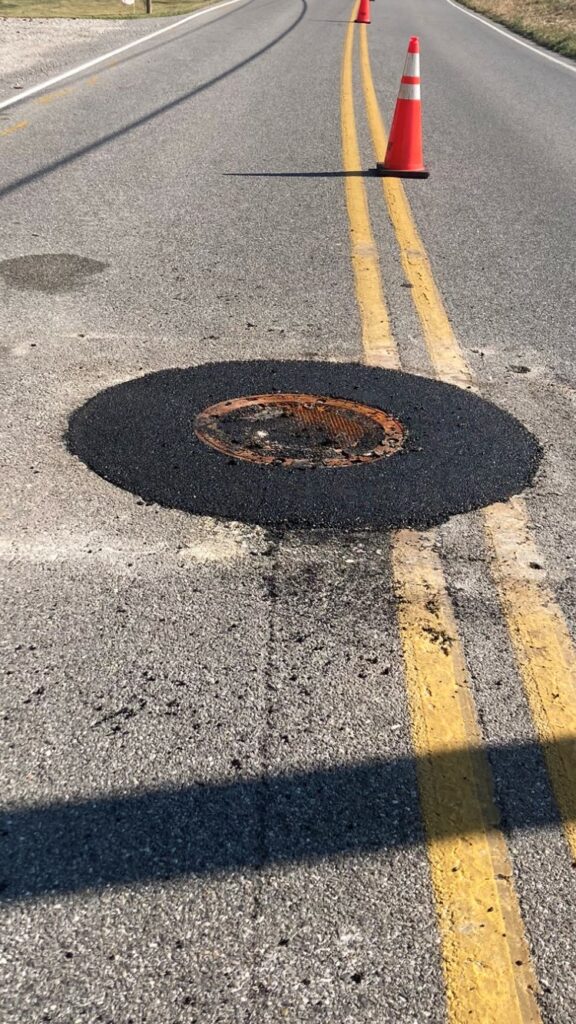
0 0 307 202
1 737 570 903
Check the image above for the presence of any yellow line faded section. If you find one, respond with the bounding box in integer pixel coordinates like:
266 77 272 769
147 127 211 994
359 10 576 909
358 27 472 390
341 17 399 370
393 530 541 1023
0 84 76 139
35 86 74 106
0 120 28 138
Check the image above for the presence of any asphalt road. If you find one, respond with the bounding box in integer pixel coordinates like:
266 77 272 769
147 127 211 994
1 0 576 1021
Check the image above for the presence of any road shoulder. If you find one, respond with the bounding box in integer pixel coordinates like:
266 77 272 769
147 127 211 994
0 14 181 98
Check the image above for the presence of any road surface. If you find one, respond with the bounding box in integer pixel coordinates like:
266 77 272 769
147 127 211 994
1 0 576 1021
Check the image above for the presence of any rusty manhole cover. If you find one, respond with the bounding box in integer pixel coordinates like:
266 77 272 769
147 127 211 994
194 393 405 467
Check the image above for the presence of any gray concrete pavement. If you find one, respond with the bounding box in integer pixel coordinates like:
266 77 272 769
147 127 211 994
1 0 576 1020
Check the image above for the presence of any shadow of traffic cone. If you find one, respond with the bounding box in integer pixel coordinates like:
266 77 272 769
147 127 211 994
375 36 429 178
356 0 370 24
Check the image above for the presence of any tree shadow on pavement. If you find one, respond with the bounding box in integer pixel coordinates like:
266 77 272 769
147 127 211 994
1 736 569 903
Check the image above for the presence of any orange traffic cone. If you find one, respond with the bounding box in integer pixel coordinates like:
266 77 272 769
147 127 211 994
356 0 370 24
375 37 429 179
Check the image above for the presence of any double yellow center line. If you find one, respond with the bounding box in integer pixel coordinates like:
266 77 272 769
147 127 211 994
341 20 397 368
342 10 576 1022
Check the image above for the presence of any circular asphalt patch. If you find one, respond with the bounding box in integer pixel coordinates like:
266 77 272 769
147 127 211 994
67 360 542 530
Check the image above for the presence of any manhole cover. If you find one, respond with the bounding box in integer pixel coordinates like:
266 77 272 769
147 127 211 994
194 393 405 467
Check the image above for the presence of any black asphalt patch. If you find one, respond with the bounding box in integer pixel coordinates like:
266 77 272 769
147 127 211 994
0 254 106 293
67 360 542 530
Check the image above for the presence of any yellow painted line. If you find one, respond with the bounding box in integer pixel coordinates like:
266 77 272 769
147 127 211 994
393 530 541 1023
0 84 76 139
484 497 576 855
35 86 74 106
358 27 473 390
0 120 28 138
340 15 399 370
0 84 75 138
360 20 576 875
344 15 543 1022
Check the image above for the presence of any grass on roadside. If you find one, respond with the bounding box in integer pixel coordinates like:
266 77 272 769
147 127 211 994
0 0 211 17
457 0 576 61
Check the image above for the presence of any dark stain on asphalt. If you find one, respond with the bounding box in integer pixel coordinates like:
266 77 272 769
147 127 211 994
66 360 542 531
0 253 106 293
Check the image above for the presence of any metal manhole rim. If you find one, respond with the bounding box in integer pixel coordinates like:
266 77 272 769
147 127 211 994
194 391 406 468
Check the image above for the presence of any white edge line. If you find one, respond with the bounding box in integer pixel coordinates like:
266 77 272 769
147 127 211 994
444 0 576 75
0 0 249 113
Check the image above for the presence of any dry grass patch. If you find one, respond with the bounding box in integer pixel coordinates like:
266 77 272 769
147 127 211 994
458 0 576 60
0 0 212 17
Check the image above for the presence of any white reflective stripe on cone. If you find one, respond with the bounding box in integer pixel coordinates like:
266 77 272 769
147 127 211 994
402 51 420 78
398 83 421 101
